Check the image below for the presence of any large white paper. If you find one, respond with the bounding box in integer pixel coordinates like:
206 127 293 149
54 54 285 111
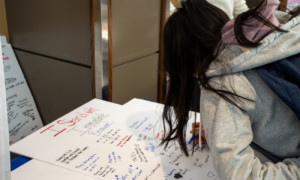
124 98 201 139
11 99 219 180
0 37 11 180
1 37 43 145
12 100 122 180
11 160 94 180
10 100 146 180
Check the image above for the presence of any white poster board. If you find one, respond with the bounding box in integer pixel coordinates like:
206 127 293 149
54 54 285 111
1 36 43 145
11 160 94 180
11 99 219 180
0 36 11 180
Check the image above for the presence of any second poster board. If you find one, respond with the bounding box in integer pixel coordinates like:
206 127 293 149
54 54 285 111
1 36 43 145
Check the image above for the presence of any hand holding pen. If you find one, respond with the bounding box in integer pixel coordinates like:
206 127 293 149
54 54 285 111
189 122 206 144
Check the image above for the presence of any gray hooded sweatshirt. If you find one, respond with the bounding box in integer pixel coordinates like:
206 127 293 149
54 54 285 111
200 11 300 180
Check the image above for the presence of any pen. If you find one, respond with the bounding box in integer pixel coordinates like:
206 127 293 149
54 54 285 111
188 135 198 144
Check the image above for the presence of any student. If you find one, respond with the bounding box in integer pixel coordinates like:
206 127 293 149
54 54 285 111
161 0 300 179
171 0 249 113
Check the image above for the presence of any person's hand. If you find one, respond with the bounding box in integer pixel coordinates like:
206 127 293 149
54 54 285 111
190 122 206 144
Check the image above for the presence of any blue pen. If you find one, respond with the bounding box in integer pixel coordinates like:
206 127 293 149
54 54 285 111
188 135 197 144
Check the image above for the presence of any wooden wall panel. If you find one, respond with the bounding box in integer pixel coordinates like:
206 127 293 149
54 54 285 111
111 0 161 66
14 50 93 125
112 54 159 104
5 0 91 66
158 0 167 103
0 0 9 41
279 0 288 11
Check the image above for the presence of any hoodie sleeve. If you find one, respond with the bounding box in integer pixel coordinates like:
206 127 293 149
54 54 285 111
233 0 248 18
200 73 300 180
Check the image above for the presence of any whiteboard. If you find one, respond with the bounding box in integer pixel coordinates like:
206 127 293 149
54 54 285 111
1 36 44 145
11 99 219 180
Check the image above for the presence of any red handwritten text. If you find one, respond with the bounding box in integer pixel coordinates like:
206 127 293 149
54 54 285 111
156 130 164 140
148 126 155 131
57 107 100 126
117 135 128 147
2 53 9 63
40 125 66 137
83 107 100 114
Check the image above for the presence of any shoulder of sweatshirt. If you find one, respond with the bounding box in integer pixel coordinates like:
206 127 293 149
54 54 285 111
206 12 300 78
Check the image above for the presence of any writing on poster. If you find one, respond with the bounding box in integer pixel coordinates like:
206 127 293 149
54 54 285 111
3 43 44 145
40 107 109 137
2 52 9 61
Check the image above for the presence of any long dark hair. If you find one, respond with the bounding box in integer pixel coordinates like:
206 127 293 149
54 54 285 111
161 0 300 156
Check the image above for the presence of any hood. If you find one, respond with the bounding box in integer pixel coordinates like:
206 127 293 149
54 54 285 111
206 11 300 78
